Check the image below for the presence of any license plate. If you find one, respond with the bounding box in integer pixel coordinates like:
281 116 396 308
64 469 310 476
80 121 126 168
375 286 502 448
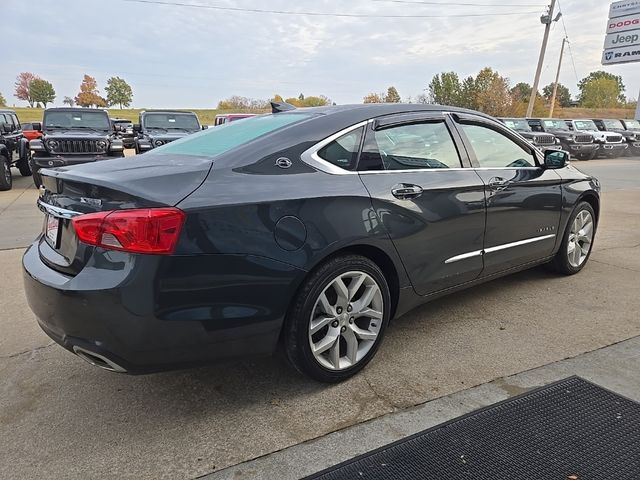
45 215 60 247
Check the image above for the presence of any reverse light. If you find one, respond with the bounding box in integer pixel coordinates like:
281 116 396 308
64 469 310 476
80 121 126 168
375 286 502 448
72 208 186 255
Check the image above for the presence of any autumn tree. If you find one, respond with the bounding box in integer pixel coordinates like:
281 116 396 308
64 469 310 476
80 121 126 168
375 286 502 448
75 75 104 107
63 96 75 107
542 82 572 107
385 86 401 103
510 82 533 103
579 71 626 107
14 72 38 107
471 68 512 116
217 96 268 110
363 92 385 103
0 92 6 107
29 79 56 107
428 72 462 105
105 76 133 109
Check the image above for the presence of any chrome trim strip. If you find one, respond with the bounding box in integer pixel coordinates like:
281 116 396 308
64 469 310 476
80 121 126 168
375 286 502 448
444 250 483 264
37 199 82 219
484 234 556 254
444 234 556 264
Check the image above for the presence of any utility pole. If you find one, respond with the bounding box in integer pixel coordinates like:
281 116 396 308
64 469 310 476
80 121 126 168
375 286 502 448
526 0 558 118
548 37 566 118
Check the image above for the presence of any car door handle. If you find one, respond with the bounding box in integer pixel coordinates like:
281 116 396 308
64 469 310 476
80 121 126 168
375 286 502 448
488 177 510 191
391 184 423 200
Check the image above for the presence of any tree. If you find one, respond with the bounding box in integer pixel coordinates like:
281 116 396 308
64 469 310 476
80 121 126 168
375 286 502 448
14 72 38 107
510 82 533 103
363 92 385 103
105 76 133 109
578 71 626 105
29 79 56 107
63 96 75 107
0 92 6 107
428 72 462 106
542 82 572 107
579 78 623 108
301 95 331 107
217 95 268 110
472 67 512 116
75 75 104 107
385 86 401 103
460 76 478 110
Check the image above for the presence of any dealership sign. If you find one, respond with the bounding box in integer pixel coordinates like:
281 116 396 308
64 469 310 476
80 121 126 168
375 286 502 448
603 1 640 65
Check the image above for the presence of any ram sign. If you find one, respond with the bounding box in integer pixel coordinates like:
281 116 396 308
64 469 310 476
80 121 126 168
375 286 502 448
603 1 640 65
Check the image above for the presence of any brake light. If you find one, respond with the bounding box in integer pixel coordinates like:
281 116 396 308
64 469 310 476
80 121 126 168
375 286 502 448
72 208 186 254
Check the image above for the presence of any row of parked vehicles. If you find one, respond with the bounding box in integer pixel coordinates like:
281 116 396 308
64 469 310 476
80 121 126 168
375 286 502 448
1 106 638 191
498 117 640 160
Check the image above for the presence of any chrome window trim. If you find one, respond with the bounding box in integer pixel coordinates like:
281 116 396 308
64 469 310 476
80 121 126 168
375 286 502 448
444 234 556 264
37 199 82 219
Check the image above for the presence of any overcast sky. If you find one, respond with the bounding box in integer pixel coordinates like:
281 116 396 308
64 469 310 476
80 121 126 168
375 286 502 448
2 0 639 108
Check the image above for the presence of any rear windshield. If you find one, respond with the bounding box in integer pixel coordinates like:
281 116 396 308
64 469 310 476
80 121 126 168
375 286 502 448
154 113 313 158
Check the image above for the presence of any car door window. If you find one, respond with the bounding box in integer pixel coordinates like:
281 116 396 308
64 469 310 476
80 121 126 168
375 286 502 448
317 126 363 170
459 123 536 168
11 115 21 130
358 121 461 171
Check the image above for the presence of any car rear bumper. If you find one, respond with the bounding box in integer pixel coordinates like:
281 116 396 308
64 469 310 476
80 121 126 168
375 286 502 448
22 241 305 373
600 144 628 150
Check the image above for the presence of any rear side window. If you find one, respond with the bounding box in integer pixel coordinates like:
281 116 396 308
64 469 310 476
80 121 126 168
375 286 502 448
317 127 363 170
155 113 313 157
358 121 462 171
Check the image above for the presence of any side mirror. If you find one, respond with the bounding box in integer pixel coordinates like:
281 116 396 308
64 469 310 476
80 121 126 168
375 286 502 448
201 125 208 130
133 124 141 133
33 122 42 132
543 149 568 169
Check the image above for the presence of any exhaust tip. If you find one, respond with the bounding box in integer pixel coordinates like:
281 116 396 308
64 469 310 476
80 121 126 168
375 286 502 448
72 346 127 373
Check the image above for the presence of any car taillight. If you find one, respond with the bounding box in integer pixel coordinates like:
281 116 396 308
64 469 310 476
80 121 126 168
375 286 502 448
72 208 186 255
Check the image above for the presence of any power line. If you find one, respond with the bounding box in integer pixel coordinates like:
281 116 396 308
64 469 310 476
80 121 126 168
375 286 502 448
556 0 580 83
123 0 540 18
372 0 543 7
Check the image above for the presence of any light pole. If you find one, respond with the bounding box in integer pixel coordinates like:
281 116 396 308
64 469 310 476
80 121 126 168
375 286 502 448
526 0 561 118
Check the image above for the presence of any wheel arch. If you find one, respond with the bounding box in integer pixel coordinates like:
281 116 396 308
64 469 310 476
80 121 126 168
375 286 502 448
578 191 600 223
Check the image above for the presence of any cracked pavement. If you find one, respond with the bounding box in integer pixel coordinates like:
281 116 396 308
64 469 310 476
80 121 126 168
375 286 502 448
1 159 639 479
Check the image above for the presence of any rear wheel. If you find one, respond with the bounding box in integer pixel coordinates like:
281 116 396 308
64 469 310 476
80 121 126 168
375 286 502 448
284 254 391 383
548 201 596 275
0 155 12 191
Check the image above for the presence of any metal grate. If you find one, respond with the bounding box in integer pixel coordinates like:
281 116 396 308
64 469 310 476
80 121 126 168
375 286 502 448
306 377 640 480
534 134 556 145
605 134 623 144
574 135 593 144
55 139 105 154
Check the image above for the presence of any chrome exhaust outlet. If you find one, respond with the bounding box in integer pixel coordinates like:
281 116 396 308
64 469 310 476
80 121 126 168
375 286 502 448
72 346 127 373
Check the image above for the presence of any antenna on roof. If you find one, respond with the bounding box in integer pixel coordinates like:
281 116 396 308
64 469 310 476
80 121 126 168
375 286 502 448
271 101 296 113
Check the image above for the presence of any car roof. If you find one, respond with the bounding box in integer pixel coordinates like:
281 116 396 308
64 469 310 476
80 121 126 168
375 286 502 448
0 109 16 114
141 110 197 115
44 107 108 112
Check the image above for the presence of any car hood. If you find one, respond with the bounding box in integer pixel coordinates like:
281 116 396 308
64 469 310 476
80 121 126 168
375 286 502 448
40 153 213 206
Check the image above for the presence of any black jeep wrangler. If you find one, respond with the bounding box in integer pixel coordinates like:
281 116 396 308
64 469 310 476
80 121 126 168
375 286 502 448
29 108 124 187
497 118 560 150
0 109 31 191
111 118 136 149
133 110 204 154
527 118 599 160
592 118 640 156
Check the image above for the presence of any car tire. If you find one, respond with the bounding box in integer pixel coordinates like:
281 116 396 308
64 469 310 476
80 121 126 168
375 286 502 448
0 155 12 191
32 169 42 188
284 254 391 383
548 201 596 275
17 158 32 177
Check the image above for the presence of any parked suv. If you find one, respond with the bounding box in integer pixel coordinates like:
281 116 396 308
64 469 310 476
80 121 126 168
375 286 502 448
593 119 640 156
564 119 627 158
134 110 204 154
620 119 640 133
214 113 257 126
0 109 31 191
111 118 135 149
527 118 599 160
498 118 559 150
29 108 124 187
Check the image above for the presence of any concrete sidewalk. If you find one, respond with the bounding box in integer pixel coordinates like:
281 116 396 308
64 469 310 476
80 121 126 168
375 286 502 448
206 335 640 479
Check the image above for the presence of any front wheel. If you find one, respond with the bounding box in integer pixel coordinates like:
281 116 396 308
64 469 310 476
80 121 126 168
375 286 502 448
548 201 596 275
284 255 391 383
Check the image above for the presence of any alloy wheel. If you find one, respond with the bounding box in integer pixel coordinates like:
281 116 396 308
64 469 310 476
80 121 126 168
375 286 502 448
567 210 594 268
308 271 384 371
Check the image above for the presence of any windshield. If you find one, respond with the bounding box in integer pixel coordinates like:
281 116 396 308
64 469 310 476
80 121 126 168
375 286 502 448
574 120 598 131
154 113 313 158
44 111 110 131
543 119 569 131
143 113 200 131
624 120 640 129
503 119 532 131
602 119 624 130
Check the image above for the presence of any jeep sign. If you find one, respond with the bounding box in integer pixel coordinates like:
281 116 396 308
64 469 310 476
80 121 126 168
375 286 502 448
606 12 640 33
602 44 640 64
610 0 640 19
604 28 640 48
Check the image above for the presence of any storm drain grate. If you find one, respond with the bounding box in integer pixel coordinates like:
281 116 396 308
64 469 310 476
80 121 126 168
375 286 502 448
305 377 640 480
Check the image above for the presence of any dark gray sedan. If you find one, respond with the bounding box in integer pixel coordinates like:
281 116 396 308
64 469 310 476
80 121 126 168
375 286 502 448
23 103 600 382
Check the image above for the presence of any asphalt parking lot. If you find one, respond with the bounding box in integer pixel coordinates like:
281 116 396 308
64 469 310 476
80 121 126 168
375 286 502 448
1 156 640 479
